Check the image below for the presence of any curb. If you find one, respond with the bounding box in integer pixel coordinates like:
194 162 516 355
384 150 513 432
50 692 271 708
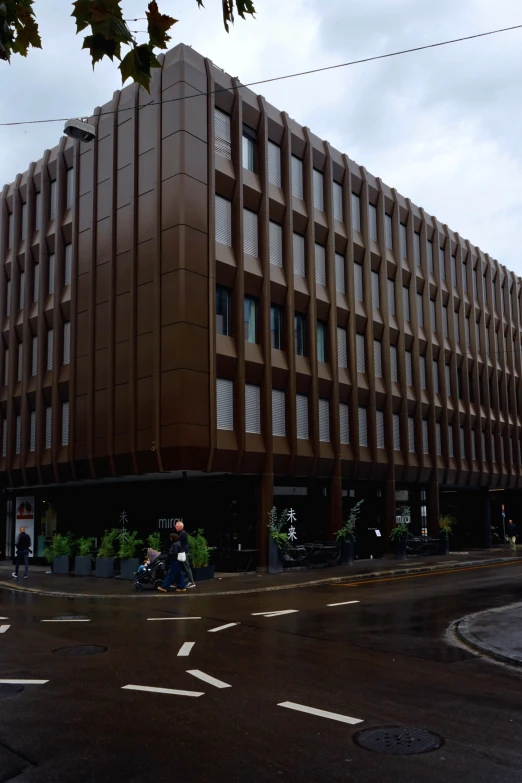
455 600 522 668
0 556 518 600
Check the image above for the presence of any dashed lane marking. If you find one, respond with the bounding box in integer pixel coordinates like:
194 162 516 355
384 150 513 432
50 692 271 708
147 617 201 621
122 685 204 697
41 619 91 623
177 642 195 657
208 623 240 633
278 701 363 725
327 600 360 607
0 679 48 685
252 610 299 617
187 670 231 689
0 625 10 634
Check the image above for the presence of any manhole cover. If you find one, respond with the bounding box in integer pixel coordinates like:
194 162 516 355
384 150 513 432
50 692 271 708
52 615 89 621
354 726 444 755
53 645 107 656
0 684 23 700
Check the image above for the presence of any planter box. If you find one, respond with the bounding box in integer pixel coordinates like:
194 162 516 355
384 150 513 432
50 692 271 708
120 558 139 580
394 538 407 560
439 535 450 555
192 565 215 582
95 557 114 578
74 556 92 576
53 555 70 575
339 540 354 566
268 536 284 574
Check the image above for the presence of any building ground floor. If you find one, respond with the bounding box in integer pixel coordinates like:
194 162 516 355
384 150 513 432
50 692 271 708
1 470 519 569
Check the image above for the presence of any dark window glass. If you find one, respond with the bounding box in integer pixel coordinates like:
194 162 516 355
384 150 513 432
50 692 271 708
295 312 306 356
244 296 258 343
468 372 473 403
216 286 231 336
317 320 327 363
457 368 463 400
270 305 283 350
242 125 257 172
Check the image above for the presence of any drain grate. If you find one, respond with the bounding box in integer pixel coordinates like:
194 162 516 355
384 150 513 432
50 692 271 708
53 645 107 656
0 684 23 700
354 726 444 755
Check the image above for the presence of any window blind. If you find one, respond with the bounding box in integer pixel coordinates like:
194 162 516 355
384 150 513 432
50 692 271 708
369 205 378 241
245 384 261 433
393 413 400 450
371 270 380 309
62 401 69 446
356 333 365 373
272 389 286 437
313 169 324 211
335 253 345 294
267 141 282 187
351 193 361 232
216 378 233 430
269 222 283 268
319 398 330 442
337 328 347 369
291 156 304 199
214 109 232 159
315 244 326 287
374 339 382 378
333 182 343 222
293 233 306 277
243 208 259 257
376 410 385 448
339 402 349 444
358 407 368 446
215 195 232 246
296 394 309 440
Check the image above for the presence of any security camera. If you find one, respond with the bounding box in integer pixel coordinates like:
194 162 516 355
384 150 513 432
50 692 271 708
63 118 96 143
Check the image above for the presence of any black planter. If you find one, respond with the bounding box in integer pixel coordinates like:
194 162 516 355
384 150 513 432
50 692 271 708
339 540 354 566
394 537 407 560
268 536 284 574
95 557 114 578
439 535 450 555
192 565 215 582
53 555 70 575
120 558 139 580
74 556 92 576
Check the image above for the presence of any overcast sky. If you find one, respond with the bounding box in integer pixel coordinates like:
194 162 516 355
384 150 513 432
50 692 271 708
1 0 521 273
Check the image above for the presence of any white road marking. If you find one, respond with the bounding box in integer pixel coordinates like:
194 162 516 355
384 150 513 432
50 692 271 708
278 701 363 725
208 623 240 633
147 617 201 621
41 619 91 623
122 685 203 697
0 625 10 634
177 642 195 657
0 679 48 685
187 670 231 689
252 610 299 617
327 600 360 607
0 617 8 620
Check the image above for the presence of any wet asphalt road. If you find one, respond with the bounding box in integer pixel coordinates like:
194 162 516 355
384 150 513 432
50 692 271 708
1 562 522 783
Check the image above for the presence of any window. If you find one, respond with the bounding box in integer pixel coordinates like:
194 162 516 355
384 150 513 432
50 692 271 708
269 222 283 268
448 424 454 457
270 305 283 350
369 204 378 241
63 321 71 365
17 342 23 382
451 255 457 287
492 284 497 312
215 195 232 246
216 286 231 336
315 244 326 287
242 126 256 172
62 401 70 446
385 214 393 250
439 246 445 280
356 333 365 373
267 141 281 187
420 355 427 390
408 417 415 452
244 297 257 344
399 223 407 258
316 321 327 363
47 328 53 370
376 410 385 448
64 244 72 286
243 208 258 257
351 193 361 232
21 202 27 240
30 410 36 452
422 420 429 454
417 292 423 326
49 179 57 220
454 311 460 343
7 212 13 249
45 405 52 449
460 426 466 459
272 389 285 436
393 414 400 450
445 364 451 396
214 109 231 159
387 279 395 315
291 156 304 200
66 167 74 209
245 384 261 433
414 232 421 266
436 423 442 455
333 182 343 222
19 271 24 310
295 313 306 356
472 431 477 461
335 253 345 294
391 345 398 382
482 430 486 460
337 327 347 369
48 256 55 294
403 286 410 321
443 305 449 338
319 398 330 442
1 418 5 457
293 233 306 277
433 360 439 393
358 407 368 446
354 263 363 302
33 263 39 302
427 240 434 273
371 270 380 309
296 394 309 440
483 274 488 304
405 351 413 386
31 335 37 376
473 268 478 300
339 402 349 444
463 261 468 293
465 317 471 348
374 339 382 378
4 347 8 385
5 278 10 319
430 299 436 331
217 378 233 430
35 192 41 231
491 433 496 462
15 414 21 455
312 169 324 211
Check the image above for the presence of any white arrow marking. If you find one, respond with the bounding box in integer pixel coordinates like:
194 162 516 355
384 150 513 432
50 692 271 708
207 623 240 633
0 625 10 634
327 600 360 607
252 610 299 617
187 670 231 689
278 701 363 725
122 685 203 697
177 642 195 657
0 679 48 685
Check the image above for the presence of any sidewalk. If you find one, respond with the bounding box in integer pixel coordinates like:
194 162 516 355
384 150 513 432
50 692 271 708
456 601 522 667
0 549 518 599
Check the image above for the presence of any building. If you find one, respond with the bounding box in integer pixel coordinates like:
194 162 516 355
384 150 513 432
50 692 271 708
0 44 520 565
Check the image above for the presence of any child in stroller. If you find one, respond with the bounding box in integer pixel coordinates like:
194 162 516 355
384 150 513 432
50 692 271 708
133 548 168 591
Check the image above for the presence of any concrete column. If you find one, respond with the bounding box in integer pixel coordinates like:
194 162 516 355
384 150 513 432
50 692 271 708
427 479 440 536
328 460 343 540
256 472 273 572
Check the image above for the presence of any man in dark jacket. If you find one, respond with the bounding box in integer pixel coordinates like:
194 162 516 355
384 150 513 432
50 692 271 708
175 520 195 588
13 527 31 579
506 519 518 554
157 533 186 593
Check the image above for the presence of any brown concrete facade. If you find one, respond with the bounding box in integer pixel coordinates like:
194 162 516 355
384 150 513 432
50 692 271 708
1 44 522 557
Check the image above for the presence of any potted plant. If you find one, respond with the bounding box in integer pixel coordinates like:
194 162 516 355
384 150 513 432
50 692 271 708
439 513 456 555
335 499 364 566
147 532 162 552
95 529 119 578
390 507 411 560
188 529 214 581
43 532 75 575
118 530 143 580
268 507 289 574
75 537 95 576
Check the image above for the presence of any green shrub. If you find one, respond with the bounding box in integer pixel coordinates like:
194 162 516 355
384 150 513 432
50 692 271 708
43 532 75 564
118 530 143 560
97 529 119 559
76 537 95 557
147 532 162 551
188 529 210 568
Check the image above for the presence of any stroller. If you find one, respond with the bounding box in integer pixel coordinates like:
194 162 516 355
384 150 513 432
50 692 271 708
134 548 168 591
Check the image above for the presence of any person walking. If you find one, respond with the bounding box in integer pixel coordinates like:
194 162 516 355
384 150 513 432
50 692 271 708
506 519 518 554
157 533 186 593
175 520 196 588
12 527 32 579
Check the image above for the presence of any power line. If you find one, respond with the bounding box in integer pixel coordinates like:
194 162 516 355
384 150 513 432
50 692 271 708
0 22 521 128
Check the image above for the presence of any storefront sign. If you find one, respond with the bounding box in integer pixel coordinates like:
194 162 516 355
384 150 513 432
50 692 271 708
15 497 35 558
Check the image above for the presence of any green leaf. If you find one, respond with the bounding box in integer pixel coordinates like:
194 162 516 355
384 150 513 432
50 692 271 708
146 1 177 50
82 32 120 64
120 43 161 92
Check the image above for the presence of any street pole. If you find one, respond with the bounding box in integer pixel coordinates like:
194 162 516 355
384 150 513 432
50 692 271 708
501 504 507 551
